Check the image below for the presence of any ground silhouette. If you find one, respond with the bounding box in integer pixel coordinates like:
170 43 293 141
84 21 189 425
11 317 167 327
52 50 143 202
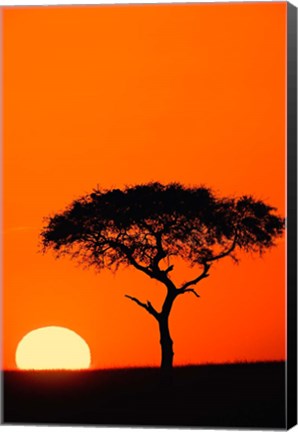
3 362 285 428
41 182 285 372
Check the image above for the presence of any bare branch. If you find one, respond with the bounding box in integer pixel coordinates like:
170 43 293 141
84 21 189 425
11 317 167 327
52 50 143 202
125 294 147 310
182 288 200 298
146 300 159 318
179 262 210 292
164 264 174 274
125 294 159 319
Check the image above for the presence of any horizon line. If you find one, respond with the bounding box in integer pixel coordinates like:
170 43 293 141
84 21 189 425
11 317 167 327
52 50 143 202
2 359 286 372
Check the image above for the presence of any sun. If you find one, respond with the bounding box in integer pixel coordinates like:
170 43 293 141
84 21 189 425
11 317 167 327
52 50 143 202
15 326 91 370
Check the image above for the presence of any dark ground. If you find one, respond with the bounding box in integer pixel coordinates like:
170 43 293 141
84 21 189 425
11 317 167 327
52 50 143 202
2 362 285 428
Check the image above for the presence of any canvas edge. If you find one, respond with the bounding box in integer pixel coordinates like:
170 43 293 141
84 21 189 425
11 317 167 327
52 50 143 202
0 5 4 427
287 1 297 430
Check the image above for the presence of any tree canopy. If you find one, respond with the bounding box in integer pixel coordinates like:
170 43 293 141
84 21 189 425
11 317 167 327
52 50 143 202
41 182 284 279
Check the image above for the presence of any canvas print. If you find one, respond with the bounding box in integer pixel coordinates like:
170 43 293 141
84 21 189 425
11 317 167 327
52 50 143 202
1 1 297 429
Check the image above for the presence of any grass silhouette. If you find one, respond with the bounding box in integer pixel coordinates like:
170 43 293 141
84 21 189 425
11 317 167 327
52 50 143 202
3 361 285 428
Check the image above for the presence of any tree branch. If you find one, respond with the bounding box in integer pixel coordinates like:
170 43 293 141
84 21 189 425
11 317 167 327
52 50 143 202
183 288 200 298
179 262 210 292
125 294 160 319
164 264 174 274
206 232 238 262
109 241 154 278
178 232 238 294
109 234 176 293
151 231 167 271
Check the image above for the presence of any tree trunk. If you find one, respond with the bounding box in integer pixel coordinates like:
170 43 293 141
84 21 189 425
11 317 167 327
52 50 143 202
159 316 174 372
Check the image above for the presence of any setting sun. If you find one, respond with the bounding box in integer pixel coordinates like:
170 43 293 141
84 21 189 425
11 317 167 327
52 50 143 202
15 326 91 370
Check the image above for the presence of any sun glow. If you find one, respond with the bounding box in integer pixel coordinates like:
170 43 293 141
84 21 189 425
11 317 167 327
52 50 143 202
15 326 91 370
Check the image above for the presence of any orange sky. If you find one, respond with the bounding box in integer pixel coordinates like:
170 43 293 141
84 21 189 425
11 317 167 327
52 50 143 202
3 2 286 370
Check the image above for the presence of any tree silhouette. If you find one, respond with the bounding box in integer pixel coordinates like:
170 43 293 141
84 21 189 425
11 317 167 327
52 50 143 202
40 182 285 372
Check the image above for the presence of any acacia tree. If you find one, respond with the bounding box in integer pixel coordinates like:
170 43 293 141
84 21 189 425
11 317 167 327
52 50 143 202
41 183 284 371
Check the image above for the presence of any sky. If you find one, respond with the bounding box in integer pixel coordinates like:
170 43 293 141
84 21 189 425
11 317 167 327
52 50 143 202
3 1 286 370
